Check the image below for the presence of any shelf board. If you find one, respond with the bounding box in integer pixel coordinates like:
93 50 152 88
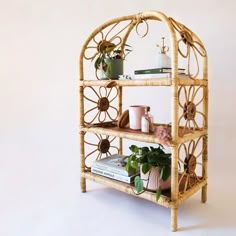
178 78 207 86
81 125 167 145
80 124 207 145
79 78 207 87
82 171 172 208
81 171 207 208
178 129 208 143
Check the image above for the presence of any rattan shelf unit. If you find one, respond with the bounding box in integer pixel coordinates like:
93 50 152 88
79 11 208 232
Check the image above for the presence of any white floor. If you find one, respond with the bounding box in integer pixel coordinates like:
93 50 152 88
0 126 236 236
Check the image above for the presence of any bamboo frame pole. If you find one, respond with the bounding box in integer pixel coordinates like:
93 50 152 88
202 53 208 203
118 86 123 154
79 43 86 192
202 135 208 203
160 14 180 232
132 11 181 231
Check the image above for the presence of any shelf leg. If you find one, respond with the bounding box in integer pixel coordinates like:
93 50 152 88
201 135 208 203
171 207 178 232
201 184 207 203
79 128 86 192
80 177 86 193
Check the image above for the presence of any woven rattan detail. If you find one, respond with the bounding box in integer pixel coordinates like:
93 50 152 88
84 133 118 168
97 40 115 54
184 154 197 174
178 136 205 194
169 17 207 79
183 101 196 120
83 86 118 124
181 30 194 46
98 139 110 153
178 85 206 136
98 97 110 111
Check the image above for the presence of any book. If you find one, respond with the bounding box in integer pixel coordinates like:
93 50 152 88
91 166 138 183
91 154 137 177
134 67 185 74
132 72 188 79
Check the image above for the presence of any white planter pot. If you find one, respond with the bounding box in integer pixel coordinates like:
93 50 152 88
140 166 171 191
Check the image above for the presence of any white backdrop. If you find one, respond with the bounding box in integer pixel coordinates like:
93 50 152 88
0 0 236 235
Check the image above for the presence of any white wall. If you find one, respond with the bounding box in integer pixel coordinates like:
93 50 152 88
0 0 236 235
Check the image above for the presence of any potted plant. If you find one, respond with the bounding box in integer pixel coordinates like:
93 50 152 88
125 144 171 201
94 40 132 80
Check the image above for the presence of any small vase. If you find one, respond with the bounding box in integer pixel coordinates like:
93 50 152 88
140 166 171 191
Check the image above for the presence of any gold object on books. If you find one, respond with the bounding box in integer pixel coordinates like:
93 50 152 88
157 37 169 54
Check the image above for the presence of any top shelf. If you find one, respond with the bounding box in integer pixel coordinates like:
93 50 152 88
79 78 207 87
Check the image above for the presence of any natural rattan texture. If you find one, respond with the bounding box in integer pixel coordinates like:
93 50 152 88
79 10 208 232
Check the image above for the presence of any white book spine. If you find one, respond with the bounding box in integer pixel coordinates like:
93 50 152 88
133 74 169 79
132 73 187 79
92 162 129 176
91 167 135 183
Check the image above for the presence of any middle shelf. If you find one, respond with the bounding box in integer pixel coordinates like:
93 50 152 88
81 124 207 145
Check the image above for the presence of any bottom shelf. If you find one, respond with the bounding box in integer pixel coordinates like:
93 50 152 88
81 171 207 208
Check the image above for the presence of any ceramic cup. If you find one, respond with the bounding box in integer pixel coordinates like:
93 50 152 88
129 105 148 130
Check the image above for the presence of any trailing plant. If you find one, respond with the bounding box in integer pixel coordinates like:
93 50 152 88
125 144 171 201
93 40 132 73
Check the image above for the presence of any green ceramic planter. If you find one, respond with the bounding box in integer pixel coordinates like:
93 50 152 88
101 59 123 80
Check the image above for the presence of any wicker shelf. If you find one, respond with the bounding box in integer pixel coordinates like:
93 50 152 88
79 78 207 87
81 171 207 208
81 124 207 146
79 11 208 232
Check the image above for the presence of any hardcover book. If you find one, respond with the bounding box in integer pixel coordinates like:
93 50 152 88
91 154 138 176
91 166 138 183
134 67 185 74
132 72 188 79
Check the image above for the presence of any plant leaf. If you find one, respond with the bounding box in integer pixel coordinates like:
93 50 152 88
159 167 164 180
134 176 144 193
141 147 149 154
94 57 102 69
142 163 151 174
129 145 139 153
125 157 137 176
131 160 138 169
156 187 162 201
162 165 171 181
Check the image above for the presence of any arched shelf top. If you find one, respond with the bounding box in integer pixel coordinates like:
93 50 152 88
79 10 207 81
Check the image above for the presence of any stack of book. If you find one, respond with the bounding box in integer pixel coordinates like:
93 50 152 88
133 67 186 79
91 154 139 183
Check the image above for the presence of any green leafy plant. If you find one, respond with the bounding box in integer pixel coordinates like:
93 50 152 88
93 40 132 73
125 144 171 201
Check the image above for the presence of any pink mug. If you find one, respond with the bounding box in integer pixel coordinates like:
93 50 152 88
129 105 148 130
